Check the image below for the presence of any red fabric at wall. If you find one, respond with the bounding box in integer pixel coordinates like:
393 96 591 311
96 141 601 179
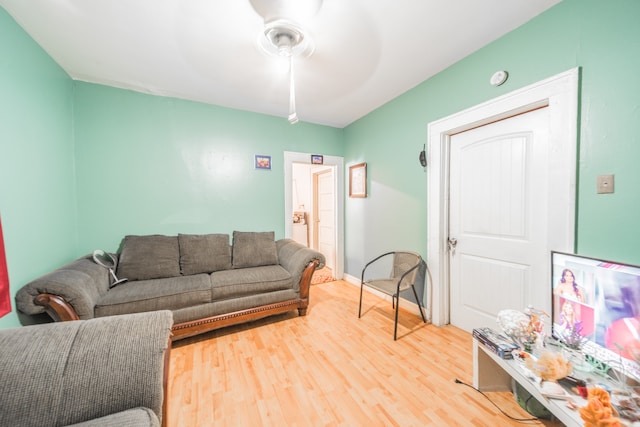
0 216 11 317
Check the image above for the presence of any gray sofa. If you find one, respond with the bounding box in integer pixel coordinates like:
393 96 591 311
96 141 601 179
0 310 173 427
16 231 325 340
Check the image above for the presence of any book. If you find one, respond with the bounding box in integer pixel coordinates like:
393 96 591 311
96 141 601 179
473 327 520 359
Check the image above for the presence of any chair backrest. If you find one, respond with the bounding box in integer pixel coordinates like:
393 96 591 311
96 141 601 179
391 252 422 290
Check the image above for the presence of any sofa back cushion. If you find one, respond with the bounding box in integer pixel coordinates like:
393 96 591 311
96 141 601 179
116 235 180 281
232 231 278 268
178 233 231 275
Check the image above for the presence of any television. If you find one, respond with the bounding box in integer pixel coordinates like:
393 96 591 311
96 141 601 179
551 251 640 383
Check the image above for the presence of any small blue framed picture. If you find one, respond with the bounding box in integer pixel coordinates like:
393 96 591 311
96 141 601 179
255 154 271 170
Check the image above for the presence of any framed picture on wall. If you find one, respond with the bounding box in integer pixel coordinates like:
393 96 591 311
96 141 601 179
349 162 367 198
311 154 324 165
255 155 271 170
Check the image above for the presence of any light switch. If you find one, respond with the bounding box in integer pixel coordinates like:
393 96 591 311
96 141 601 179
597 174 614 194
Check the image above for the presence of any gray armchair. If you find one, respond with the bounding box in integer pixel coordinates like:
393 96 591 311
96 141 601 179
0 310 173 427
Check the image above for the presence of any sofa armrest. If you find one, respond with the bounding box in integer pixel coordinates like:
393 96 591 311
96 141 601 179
276 239 326 292
0 310 173 427
15 255 111 321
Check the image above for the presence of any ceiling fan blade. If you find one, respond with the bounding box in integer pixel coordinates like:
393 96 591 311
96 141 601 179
248 0 323 24
292 1 380 103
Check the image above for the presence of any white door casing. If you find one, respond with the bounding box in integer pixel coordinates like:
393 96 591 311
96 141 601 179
449 107 551 332
427 68 579 326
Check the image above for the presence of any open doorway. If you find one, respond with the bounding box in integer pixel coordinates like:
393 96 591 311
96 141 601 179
284 151 344 280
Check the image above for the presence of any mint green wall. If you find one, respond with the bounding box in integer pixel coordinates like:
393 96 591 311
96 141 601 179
73 83 344 254
344 0 640 285
0 8 76 328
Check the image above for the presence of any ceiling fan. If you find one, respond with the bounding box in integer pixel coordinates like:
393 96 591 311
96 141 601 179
249 0 323 124
173 0 377 126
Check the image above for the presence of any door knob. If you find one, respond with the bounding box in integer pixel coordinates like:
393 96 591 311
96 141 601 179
448 238 457 252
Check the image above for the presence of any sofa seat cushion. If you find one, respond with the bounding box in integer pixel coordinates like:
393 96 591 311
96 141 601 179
210 265 292 300
95 274 211 318
171 289 299 324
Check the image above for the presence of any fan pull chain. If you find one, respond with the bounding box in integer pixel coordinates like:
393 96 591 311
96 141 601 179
288 55 299 124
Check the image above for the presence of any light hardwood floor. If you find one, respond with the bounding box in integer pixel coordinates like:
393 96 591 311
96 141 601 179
168 280 564 426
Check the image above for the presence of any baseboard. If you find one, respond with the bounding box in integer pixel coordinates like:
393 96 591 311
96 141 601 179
342 273 430 322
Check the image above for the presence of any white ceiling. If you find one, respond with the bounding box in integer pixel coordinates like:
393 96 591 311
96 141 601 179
1 0 561 128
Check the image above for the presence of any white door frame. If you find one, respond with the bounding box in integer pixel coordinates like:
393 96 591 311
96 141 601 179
427 68 579 326
284 151 345 279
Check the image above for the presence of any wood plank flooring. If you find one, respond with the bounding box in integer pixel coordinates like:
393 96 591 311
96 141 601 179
167 280 564 426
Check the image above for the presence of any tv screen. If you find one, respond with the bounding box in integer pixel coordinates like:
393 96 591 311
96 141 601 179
551 251 640 382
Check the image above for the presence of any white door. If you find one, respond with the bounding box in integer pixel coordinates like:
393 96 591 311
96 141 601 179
314 169 335 270
449 107 551 332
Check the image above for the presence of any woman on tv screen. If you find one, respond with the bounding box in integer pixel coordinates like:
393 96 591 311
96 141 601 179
554 268 586 303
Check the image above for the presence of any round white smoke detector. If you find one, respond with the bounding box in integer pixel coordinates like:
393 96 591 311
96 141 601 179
490 70 508 86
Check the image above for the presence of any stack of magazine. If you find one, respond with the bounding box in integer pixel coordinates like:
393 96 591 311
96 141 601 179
472 327 520 359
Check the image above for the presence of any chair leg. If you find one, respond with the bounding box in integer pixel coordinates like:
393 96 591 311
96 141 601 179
394 296 400 340
358 283 364 318
411 285 427 323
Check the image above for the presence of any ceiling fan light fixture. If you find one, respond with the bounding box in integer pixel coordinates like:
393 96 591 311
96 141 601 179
271 30 296 56
278 43 292 57
258 19 314 58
